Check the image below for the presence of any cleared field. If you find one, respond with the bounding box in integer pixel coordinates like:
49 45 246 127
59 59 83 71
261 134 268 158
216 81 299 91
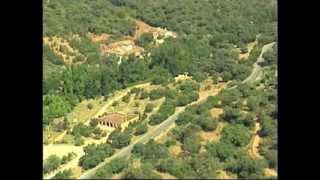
67 97 106 124
43 144 84 179
43 144 83 160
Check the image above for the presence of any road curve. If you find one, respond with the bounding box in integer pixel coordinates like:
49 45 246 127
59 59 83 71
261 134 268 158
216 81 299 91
77 42 276 179
227 42 275 91
241 42 275 84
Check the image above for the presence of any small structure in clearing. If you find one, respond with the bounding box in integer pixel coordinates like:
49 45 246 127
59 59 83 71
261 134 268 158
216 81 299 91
97 112 137 129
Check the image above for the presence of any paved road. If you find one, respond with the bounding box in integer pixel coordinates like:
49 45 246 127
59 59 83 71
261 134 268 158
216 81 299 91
242 42 275 84
227 42 275 90
77 42 276 179
78 107 186 179
44 83 150 179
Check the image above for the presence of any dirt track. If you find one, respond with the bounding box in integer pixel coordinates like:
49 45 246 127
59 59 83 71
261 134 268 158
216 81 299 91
248 122 263 159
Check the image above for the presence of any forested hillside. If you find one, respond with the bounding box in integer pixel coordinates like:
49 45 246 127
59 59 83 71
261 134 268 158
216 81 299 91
43 0 277 179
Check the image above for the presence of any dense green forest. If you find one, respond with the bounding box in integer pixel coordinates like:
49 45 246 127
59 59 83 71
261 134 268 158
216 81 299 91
43 0 276 126
44 0 277 179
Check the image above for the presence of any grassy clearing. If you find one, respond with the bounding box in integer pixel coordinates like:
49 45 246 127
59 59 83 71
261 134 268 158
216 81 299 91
43 144 83 160
70 166 83 178
67 97 105 124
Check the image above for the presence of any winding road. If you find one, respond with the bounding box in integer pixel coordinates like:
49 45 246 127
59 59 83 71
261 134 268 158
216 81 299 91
227 42 275 90
47 41 276 179
77 41 276 179
242 42 275 84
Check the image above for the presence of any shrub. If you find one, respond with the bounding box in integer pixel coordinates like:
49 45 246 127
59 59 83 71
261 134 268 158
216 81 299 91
139 91 149 99
182 134 201 153
79 143 114 170
90 118 99 127
87 103 93 109
112 101 119 107
144 103 154 113
135 33 154 47
107 130 132 149
149 89 166 100
74 134 85 146
52 169 72 179
199 116 218 131
122 94 130 103
134 123 148 135
221 124 250 147
43 155 61 174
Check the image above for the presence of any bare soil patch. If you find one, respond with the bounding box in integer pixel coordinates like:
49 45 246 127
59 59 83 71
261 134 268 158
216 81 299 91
169 143 183 156
210 108 224 118
238 40 258 60
198 80 229 101
89 33 111 43
216 170 237 179
132 159 141 169
100 20 176 57
248 122 263 159
155 171 177 179
101 39 144 57
264 168 277 177
200 122 225 144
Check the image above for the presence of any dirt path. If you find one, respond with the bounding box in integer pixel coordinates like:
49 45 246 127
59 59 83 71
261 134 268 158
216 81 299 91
227 42 276 91
238 40 258 60
84 82 150 126
242 42 275 84
78 81 228 179
53 130 67 143
45 83 151 179
248 122 263 159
